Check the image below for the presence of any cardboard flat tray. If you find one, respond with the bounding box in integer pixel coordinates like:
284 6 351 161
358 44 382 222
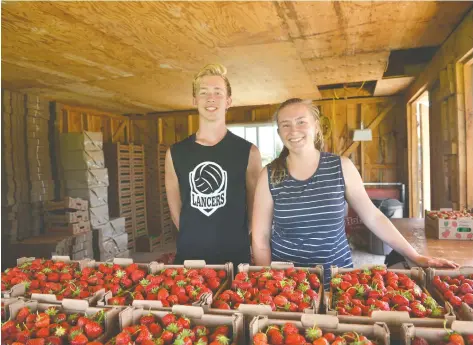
44 196 88 211
45 209 90 223
46 220 91 235
118 306 245 345
249 315 390 345
401 321 473 344
426 266 473 321
9 299 119 343
325 265 456 338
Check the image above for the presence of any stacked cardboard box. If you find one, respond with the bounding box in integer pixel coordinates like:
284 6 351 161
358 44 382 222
92 217 129 261
1 91 54 242
59 131 126 260
44 197 91 235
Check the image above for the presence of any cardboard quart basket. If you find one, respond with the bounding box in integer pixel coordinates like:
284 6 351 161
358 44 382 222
1 256 93 299
425 210 473 240
98 260 227 309
202 262 324 320
401 321 473 344
1 297 25 321
326 265 456 338
426 266 473 321
9 299 121 343
119 305 245 345
249 314 390 345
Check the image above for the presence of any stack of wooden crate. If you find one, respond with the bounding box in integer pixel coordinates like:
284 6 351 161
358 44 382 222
131 145 147 239
1 91 55 243
136 144 174 252
105 143 147 251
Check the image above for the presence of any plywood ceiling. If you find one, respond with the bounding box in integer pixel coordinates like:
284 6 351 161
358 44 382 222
1 1 471 114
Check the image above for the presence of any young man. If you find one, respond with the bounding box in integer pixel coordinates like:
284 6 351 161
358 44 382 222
165 64 262 267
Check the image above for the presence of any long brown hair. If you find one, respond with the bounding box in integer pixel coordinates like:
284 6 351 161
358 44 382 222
269 98 324 185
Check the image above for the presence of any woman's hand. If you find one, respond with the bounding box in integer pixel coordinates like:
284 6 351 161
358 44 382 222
412 254 460 269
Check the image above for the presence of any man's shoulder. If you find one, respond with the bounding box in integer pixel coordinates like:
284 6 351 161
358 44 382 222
171 135 194 152
227 131 253 149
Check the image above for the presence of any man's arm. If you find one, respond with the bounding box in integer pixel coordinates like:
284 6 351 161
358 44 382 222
252 167 273 266
246 145 262 233
165 148 182 230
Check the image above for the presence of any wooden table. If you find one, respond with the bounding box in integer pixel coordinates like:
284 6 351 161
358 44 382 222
392 218 473 267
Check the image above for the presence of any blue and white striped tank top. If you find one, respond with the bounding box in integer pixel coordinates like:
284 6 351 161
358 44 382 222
268 151 353 289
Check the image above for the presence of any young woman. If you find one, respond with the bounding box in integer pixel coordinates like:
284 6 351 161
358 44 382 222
251 98 459 286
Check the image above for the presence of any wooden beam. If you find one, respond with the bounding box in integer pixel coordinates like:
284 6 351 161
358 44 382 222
112 120 127 142
342 102 397 157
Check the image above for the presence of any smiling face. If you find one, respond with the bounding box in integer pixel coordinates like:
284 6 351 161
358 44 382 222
193 75 232 123
277 102 318 153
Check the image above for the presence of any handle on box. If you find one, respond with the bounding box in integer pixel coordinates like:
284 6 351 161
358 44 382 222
62 299 89 311
171 305 204 319
301 314 339 328
183 260 207 269
270 261 295 270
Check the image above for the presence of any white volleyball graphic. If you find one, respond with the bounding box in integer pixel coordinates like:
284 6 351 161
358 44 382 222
192 162 224 194
189 161 227 216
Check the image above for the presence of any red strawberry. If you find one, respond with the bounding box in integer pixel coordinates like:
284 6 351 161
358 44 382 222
140 314 155 326
131 270 146 283
284 333 305 345
176 316 191 329
149 323 162 337
16 306 31 323
70 331 88 345
253 332 268 345
27 339 46 345
35 313 51 328
84 320 103 340
115 331 132 345
161 313 176 327
45 336 63 345
281 323 298 337
36 327 50 338
136 325 152 344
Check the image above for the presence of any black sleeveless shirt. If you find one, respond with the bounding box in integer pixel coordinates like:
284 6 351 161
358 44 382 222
170 131 252 267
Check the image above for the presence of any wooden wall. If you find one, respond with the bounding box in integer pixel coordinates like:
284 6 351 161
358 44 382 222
132 96 407 186
406 9 473 214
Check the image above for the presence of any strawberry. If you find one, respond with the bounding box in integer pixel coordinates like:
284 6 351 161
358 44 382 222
267 329 283 345
284 333 305 345
16 307 31 322
412 337 429 345
115 331 132 345
35 313 51 328
161 330 174 343
131 270 146 283
26 339 46 345
36 327 50 338
140 314 155 326
149 323 162 337
45 336 63 345
84 320 103 340
162 313 177 327
70 331 88 345
136 325 152 344
281 323 298 337
176 316 191 330
313 338 330 345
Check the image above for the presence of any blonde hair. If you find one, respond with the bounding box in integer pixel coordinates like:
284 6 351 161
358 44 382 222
192 64 232 97
269 98 325 185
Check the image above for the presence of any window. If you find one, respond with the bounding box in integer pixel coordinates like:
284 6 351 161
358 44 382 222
228 124 283 166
